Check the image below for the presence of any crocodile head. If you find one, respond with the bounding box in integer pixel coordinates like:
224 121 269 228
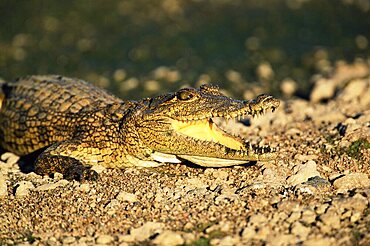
125 84 280 167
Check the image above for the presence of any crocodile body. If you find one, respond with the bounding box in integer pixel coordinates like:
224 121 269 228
0 75 279 181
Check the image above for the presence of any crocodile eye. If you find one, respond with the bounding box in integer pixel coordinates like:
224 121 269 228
177 90 195 101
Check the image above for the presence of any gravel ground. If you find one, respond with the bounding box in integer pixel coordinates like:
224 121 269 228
0 64 369 245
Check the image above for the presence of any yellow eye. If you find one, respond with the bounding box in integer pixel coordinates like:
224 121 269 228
177 90 195 101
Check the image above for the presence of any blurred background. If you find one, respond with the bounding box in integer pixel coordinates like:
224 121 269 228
0 0 369 100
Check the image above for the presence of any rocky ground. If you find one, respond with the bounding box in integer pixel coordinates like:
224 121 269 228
0 62 369 246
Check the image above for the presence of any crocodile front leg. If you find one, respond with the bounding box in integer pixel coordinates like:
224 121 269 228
34 141 99 181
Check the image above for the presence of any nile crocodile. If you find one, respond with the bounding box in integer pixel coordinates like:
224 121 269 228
0 75 280 181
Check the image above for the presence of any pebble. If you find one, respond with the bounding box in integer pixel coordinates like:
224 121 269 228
130 222 164 242
78 183 90 192
0 173 7 198
303 237 333 246
90 164 106 173
338 79 368 102
62 236 76 244
116 191 138 203
280 78 297 96
291 222 310 239
313 109 346 125
14 181 35 197
184 177 208 190
310 78 336 103
152 230 184 246
333 173 370 191
1 152 20 165
212 169 229 179
333 193 368 212
319 209 340 229
300 209 317 224
267 234 296 246
105 199 120 213
96 234 114 244
241 227 256 239
215 188 240 204
215 235 240 246
261 168 285 187
248 214 267 227
287 161 321 186
34 180 69 191
53 172 64 180
303 176 330 188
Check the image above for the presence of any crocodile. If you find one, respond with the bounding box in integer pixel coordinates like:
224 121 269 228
0 75 280 181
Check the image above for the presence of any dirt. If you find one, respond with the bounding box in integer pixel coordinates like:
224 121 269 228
0 62 369 246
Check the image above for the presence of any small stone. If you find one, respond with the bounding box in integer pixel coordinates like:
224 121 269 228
184 178 208 190
116 191 138 203
316 204 329 215
261 168 285 187
90 164 106 173
338 79 367 102
1 152 20 165
280 78 297 96
212 169 229 179
14 181 35 197
152 230 184 246
303 237 333 246
53 172 64 180
96 235 114 244
287 161 321 186
183 222 194 231
62 236 76 244
0 173 7 198
78 183 90 192
303 176 330 188
291 222 310 239
286 211 302 223
254 226 271 241
310 78 336 103
118 234 135 243
34 180 69 191
333 173 370 191
130 222 164 242
267 234 296 246
350 212 362 223
319 209 340 229
78 236 94 245
248 214 267 227
241 227 256 239
301 209 317 224
313 110 346 125
215 189 240 204
105 199 120 211
333 193 368 212
46 236 58 246
182 233 196 245
216 235 240 246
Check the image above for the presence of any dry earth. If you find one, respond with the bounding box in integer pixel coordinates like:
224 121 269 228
0 63 369 246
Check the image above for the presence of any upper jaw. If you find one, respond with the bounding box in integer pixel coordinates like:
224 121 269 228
174 94 280 122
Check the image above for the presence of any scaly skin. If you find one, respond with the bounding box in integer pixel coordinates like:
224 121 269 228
0 75 279 181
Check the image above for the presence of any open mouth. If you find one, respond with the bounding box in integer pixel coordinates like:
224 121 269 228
172 118 245 150
171 118 245 150
166 94 280 167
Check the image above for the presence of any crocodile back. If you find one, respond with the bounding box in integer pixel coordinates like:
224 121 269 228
0 75 123 155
